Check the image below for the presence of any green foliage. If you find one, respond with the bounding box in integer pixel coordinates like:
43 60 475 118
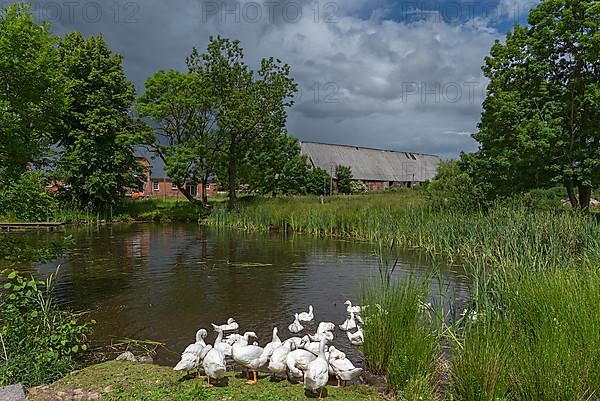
335 165 353 194
0 2 66 180
57 32 144 210
426 159 485 209
244 135 310 196
0 172 59 221
192 37 297 209
0 268 94 386
473 0 600 207
137 69 217 205
305 167 332 196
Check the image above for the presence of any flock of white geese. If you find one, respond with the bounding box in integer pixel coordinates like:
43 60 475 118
174 300 368 398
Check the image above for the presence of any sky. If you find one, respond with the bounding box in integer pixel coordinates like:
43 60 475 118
26 0 535 159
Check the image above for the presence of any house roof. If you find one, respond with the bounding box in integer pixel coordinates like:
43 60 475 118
300 141 441 182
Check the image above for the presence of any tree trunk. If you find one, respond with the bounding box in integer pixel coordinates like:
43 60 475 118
578 184 592 210
177 184 198 205
227 158 237 210
565 179 578 208
201 176 208 205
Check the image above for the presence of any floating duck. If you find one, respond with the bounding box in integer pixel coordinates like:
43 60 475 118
304 339 329 399
298 305 314 322
339 311 357 331
212 317 239 332
344 300 362 314
173 329 207 376
288 313 304 334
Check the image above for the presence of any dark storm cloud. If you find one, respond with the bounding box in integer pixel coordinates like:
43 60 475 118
27 0 513 157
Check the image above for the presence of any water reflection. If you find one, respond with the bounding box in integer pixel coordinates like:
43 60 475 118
16 224 470 365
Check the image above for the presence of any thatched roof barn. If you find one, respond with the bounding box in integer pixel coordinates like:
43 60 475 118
300 141 441 190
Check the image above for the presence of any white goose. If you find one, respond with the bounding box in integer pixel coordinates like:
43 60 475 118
173 329 207 376
261 327 282 359
213 327 232 356
328 346 363 387
268 340 295 378
339 311 357 331
300 335 321 355
212 317 239 332
231 334 265 384
347 326 364 346
344 300 362 314
309 330 334 342
304 339 329 399
285 348 317 382
317 322 335 333
201 344 227 387
298 305 314 322
288 313 304 334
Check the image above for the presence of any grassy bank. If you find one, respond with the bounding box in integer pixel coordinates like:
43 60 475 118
28 361 382 401
208 192 600 400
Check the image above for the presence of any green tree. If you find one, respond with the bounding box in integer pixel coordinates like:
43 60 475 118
137 69 218 206
336 165 353 194
473 0 600 208
244 135 309 196
57 32 143 210
0 2 66 180
195 37 297 209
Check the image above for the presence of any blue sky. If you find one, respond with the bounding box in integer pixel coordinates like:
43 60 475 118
27 0 536 158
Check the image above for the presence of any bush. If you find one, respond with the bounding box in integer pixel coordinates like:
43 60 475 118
426 160 485 210
335 165 352 194
0 172 58 221
0 268 94 386
350 180 367 194
305 167 332 196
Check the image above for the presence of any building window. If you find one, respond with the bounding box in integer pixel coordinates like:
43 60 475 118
171 183 178 190
153 182 159 191
186 184 197 197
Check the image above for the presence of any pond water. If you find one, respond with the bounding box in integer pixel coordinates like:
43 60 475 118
15 224 470 366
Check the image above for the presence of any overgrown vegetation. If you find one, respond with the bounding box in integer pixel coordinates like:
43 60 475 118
0 268 94 387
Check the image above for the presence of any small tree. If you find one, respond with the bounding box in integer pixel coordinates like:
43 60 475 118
336 165 353 194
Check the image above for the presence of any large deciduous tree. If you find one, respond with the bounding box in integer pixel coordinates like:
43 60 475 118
473 0 599 208
195 37 297 209
57 32 143 210
137 69 218 206
0 2 66 180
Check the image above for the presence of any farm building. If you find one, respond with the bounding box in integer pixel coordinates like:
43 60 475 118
134 149 217 199
300 141 441 191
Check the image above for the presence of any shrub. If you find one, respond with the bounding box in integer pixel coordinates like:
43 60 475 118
0 268 94 386
335 165 352 194
305 167 332 196
0 171 59 221
350 180 367 194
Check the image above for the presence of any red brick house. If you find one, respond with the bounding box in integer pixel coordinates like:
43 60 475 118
134 153 217 200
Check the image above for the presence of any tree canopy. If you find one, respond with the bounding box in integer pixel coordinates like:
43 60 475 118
472 0 600 208
57 32 143 209
0 2 66 180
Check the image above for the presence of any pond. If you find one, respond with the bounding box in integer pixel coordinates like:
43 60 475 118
16 224 470 366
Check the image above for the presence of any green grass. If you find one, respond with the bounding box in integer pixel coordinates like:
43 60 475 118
113 198 209 222
451 267 600 401
28 361 383 401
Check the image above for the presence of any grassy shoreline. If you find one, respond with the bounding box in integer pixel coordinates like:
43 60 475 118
28 361 383 401
206 192 600 400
